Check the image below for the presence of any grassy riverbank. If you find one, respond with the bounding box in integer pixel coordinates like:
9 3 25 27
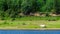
0 16 60 29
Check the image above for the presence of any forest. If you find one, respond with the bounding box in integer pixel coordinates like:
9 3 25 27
0 0 60 19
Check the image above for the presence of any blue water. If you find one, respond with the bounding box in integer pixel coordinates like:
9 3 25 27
0 30 60 34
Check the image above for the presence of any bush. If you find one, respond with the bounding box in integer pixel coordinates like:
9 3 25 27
22 23 26 25
48 19 57 21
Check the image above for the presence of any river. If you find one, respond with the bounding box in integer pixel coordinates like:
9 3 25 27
0 30 60 34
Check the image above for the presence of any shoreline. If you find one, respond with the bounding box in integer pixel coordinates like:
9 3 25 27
0 28 60 30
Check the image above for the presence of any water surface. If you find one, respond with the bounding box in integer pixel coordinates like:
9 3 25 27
0 30 60 34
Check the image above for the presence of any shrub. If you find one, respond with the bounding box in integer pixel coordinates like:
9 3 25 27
22 23 26 25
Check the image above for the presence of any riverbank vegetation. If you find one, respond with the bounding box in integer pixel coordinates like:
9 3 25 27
0 0 60 29
0 20 60 28
0 0 60 19
0 16 60 28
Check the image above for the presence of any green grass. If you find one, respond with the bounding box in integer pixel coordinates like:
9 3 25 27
0 16 60 28
0 20 60 28
0 16 60 21
15 16 60 21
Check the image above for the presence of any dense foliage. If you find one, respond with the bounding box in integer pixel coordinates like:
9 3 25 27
0 0 59 18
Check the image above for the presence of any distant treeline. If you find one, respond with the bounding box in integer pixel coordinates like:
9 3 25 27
0 0 60 18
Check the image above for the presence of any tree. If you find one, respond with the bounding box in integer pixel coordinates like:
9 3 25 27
55 0 60 14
